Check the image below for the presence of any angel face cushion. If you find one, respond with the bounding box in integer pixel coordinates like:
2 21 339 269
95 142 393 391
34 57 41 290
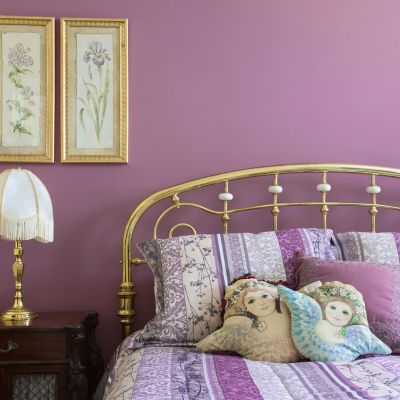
278 282 391 362
196 277 301 362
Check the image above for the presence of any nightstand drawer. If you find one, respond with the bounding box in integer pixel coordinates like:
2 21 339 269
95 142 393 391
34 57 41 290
0 331 66 361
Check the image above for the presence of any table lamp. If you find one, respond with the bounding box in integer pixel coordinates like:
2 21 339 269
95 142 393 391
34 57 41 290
0 168 54 322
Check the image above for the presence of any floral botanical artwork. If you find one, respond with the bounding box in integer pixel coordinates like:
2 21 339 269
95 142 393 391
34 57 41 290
61 18 127 163
76 34 114 149
1 32 41 148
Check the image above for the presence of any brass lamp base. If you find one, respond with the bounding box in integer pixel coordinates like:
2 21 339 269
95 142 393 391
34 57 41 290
1 306 37 322
1 240 37 323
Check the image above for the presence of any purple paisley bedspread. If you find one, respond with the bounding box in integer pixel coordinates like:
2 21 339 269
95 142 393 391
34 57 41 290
99 346 400 400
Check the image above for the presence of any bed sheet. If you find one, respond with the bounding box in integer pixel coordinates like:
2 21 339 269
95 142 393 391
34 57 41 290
100 345 400 400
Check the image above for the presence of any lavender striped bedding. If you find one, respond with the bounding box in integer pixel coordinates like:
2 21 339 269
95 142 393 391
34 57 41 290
100 345 400 399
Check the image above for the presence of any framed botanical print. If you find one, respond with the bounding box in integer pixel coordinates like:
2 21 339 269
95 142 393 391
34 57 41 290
61 18 128 163
0 16 54 163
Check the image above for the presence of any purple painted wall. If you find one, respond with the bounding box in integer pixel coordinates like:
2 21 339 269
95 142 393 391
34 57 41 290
1 0 400 362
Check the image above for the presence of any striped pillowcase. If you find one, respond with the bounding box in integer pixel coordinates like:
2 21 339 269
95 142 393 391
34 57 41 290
136 228 335 344
333 232 400 264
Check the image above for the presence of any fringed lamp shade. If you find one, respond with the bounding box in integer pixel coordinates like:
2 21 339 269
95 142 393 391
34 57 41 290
0 168 54 322
0 169 53 243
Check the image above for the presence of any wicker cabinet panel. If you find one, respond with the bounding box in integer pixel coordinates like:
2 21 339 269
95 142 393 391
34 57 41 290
12 373 58 400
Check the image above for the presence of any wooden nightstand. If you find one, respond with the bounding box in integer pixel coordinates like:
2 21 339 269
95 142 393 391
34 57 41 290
0 311 104 400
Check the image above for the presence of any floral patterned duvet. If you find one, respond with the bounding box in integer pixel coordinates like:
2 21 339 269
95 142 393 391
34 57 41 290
97 345 400 399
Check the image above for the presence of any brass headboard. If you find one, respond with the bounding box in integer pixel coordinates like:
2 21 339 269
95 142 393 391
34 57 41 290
119 163 400 339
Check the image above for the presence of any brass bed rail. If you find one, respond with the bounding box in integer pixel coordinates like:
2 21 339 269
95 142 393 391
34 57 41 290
119 163 400 339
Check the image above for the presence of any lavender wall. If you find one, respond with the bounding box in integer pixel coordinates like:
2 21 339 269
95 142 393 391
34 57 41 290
1 0 400 362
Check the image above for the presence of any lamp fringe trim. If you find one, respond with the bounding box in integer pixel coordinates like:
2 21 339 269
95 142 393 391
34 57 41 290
0 214 54 243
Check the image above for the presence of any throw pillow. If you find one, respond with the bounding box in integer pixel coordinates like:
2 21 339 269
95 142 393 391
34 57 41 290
197 277 300 362
278 282 391 362
296 256 400 353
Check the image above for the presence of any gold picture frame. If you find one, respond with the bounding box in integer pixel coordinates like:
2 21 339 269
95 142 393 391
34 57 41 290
0 16 54 163
61 18 128 163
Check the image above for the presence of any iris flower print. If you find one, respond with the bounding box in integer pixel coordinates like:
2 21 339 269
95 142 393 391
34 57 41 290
79 41 111 141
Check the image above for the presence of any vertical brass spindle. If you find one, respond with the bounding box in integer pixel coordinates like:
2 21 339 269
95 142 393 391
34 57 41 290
321 172 329 229
220 181 231 234
368 175 379 233
272 174 279 231
268 174 282 231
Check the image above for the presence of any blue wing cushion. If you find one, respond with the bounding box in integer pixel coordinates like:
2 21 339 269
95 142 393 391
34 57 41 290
278 284 391 362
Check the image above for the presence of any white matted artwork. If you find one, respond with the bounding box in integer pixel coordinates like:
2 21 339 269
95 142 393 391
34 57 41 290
61 18 128 163
0 16 54 163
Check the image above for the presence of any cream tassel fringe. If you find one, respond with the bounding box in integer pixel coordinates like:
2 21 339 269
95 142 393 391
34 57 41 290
0 214 54 243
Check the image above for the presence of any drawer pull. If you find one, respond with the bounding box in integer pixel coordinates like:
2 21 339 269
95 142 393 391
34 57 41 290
0 340 18 354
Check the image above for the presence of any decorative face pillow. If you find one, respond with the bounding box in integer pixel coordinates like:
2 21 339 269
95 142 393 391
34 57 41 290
296 256 400 353
197 277 301 362
278 282 391 362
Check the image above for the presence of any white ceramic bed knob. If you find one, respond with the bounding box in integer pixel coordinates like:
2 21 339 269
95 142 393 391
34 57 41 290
316 183 331 192
366 185 381 194
219 193 233 201
268 185 283 194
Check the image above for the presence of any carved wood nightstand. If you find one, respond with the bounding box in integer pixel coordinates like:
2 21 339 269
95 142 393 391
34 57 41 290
0 311 104 400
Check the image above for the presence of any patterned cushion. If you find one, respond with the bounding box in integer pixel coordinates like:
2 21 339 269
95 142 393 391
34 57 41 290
278 283 391 362
134 228 335 345
197 277 300 362
333 232 400 264
297 256 400 353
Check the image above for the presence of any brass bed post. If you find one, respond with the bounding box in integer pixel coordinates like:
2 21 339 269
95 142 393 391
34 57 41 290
120 194 159 339
119 225 136 339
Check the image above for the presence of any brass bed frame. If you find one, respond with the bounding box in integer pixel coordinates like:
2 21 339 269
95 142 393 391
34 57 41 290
119 163 400 339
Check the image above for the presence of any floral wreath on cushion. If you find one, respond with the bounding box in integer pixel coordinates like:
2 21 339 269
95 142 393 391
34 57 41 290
277 282 391 362
224 275 281 332
308 281 368 330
